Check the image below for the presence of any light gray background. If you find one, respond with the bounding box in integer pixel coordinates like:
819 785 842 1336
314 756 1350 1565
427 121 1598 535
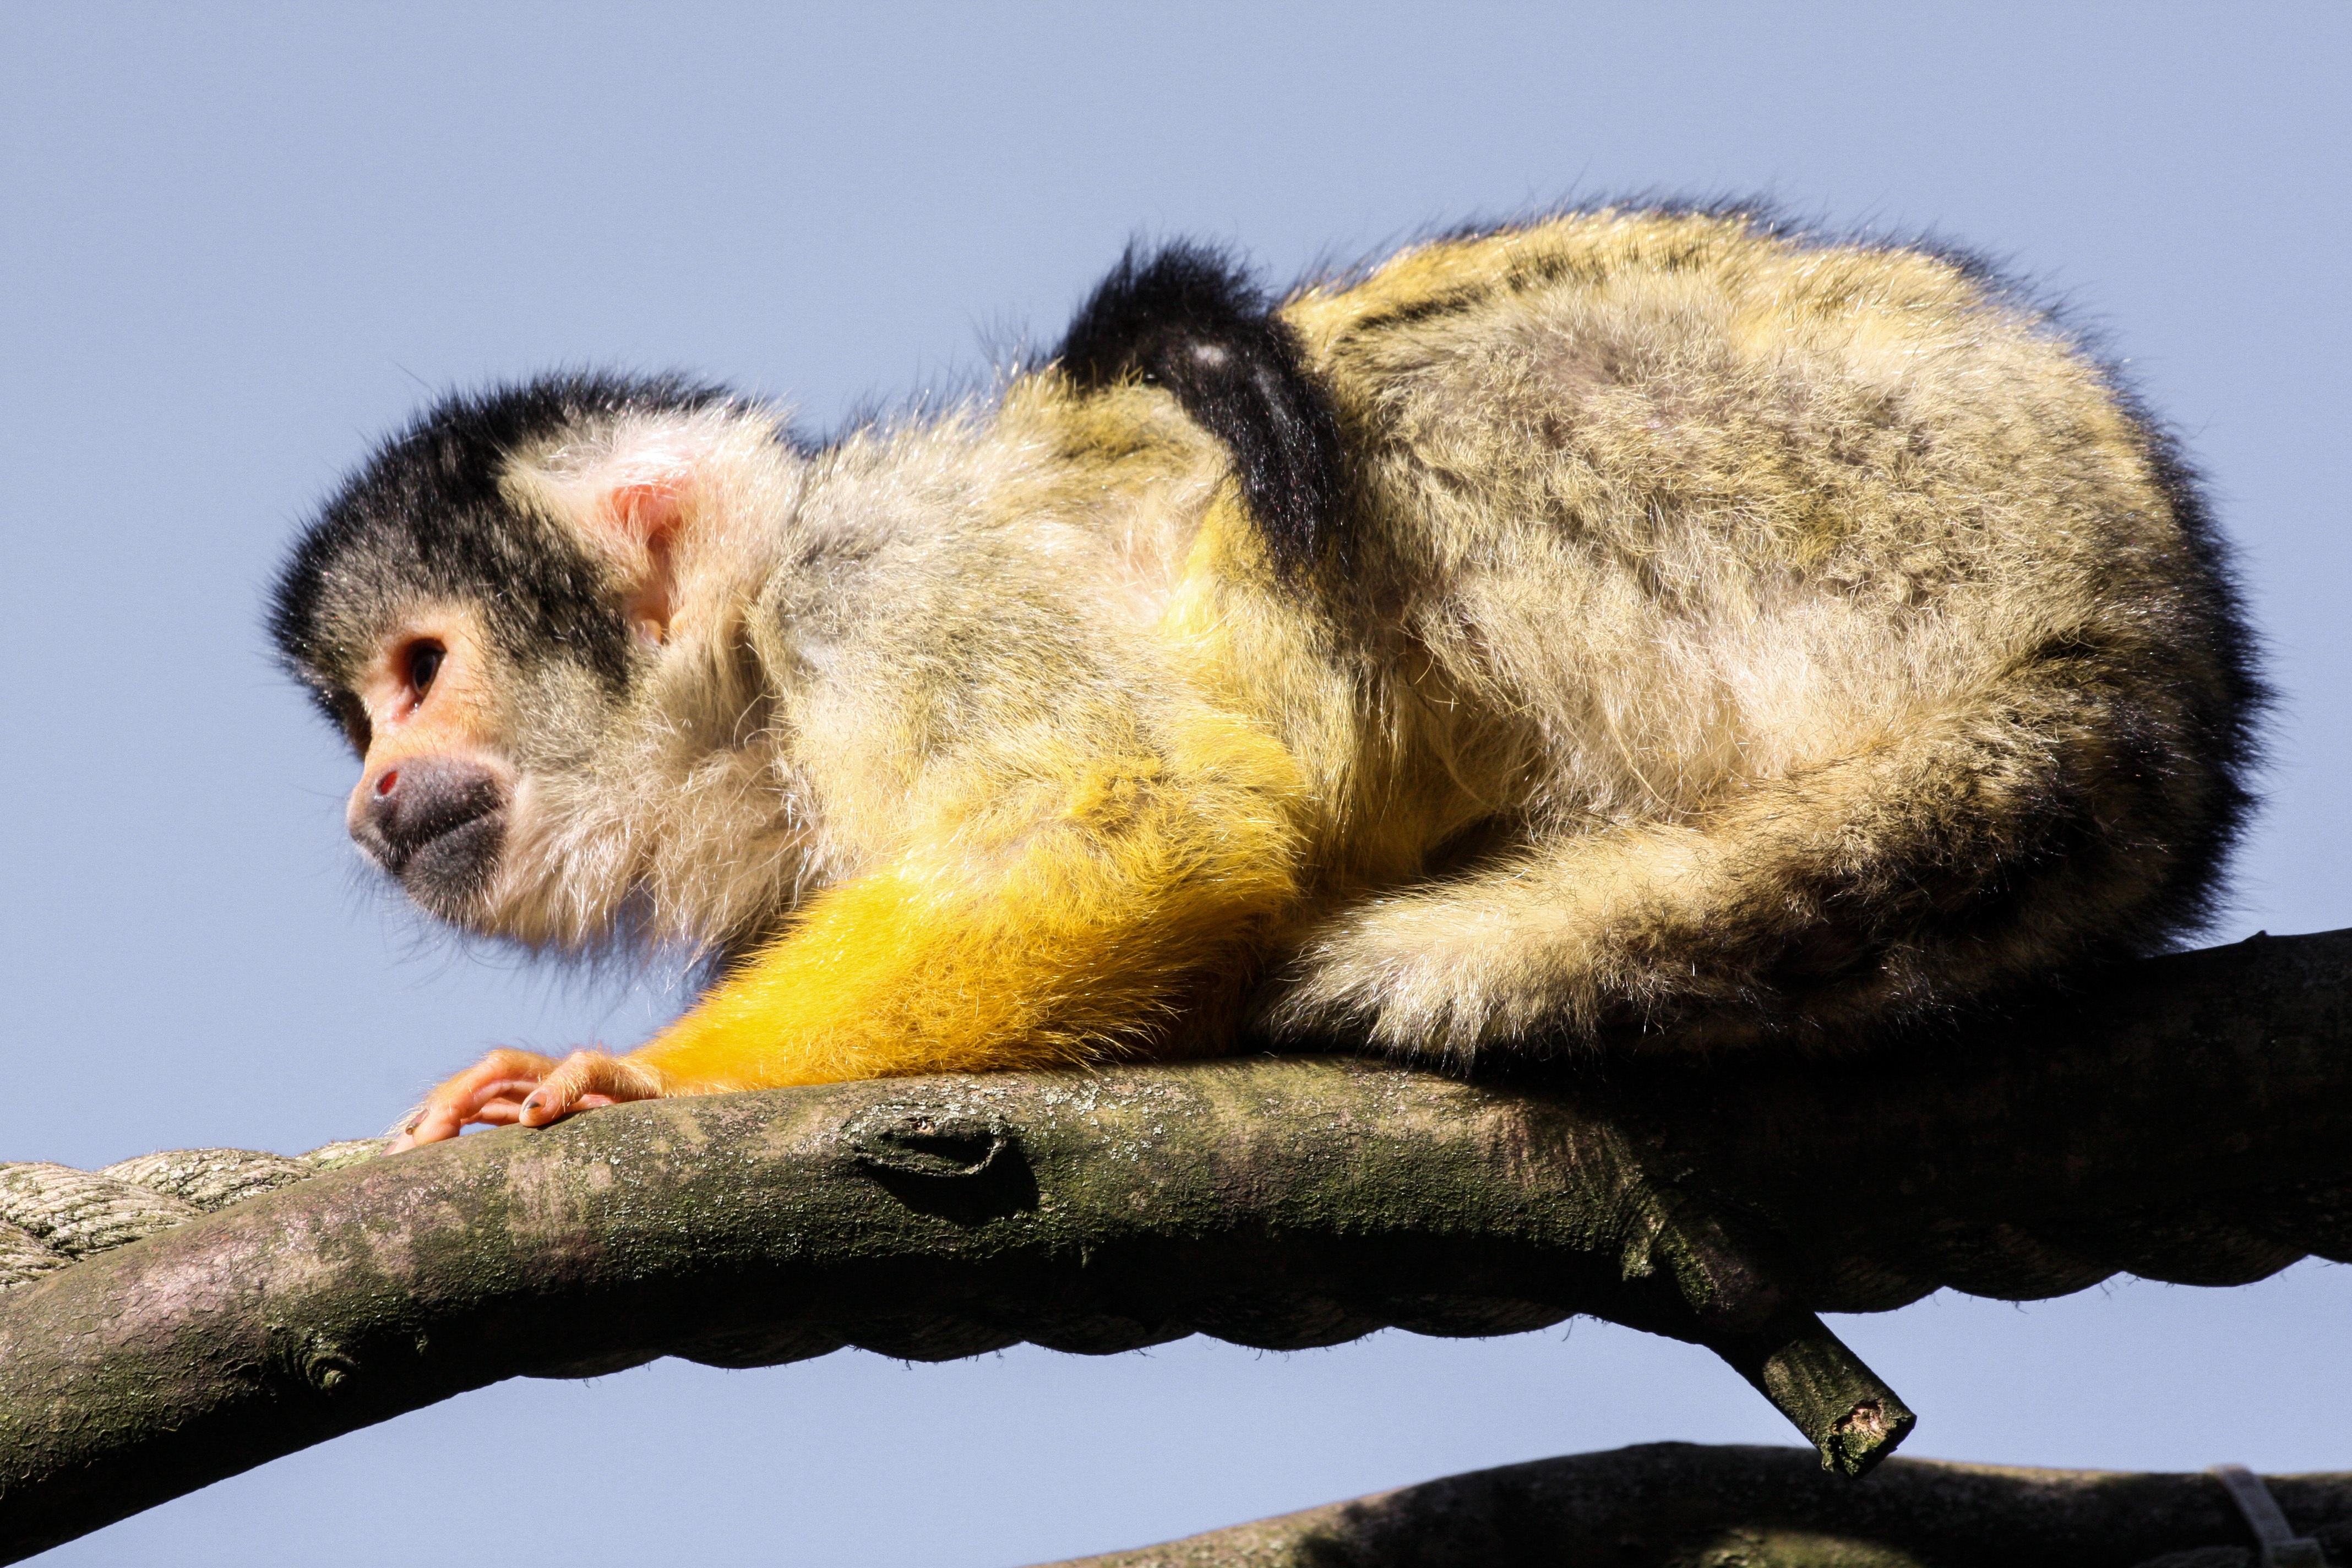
5 5 2347 1564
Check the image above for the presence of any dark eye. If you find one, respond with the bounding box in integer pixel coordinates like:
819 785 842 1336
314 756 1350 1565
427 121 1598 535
406 640 445 696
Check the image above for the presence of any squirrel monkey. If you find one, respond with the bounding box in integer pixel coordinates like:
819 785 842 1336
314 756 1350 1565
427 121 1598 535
269 208 2259 1149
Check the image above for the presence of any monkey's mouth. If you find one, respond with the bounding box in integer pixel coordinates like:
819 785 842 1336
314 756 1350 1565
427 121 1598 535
390 812 508 911
351 760 510 912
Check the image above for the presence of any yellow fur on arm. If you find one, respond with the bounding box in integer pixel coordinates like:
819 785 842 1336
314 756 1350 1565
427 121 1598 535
633 718 1304 1091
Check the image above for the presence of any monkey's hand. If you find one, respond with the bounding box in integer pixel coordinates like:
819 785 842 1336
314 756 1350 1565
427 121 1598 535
390 1048 666 1150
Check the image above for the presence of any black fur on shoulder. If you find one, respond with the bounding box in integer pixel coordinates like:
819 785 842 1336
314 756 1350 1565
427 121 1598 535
1057 242 1344 577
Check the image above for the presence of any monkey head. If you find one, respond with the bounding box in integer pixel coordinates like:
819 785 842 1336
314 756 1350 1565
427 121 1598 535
270 374 812 959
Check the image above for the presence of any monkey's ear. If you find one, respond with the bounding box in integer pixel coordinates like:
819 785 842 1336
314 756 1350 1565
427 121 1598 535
543 433 712 643
509 415 744 641
603 475 687 552
597 474 690 644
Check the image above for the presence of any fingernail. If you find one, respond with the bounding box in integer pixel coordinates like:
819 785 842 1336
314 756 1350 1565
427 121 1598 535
521 1093 543 1113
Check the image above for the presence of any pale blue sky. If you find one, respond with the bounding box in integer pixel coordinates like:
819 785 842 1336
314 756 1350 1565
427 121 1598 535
5 5 2348 1564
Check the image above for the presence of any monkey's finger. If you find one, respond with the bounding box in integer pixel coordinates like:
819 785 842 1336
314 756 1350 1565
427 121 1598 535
395 1090 519 1148
477 1092 616 1124
517 1052 663 1128
391 1105 465 1150
403 1095 492 1146
394 1049 564 1148
450 1076 543 1117
391 1079 542 1148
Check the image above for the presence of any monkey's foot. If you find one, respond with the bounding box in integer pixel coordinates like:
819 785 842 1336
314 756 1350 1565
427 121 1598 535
390 1048 665 1150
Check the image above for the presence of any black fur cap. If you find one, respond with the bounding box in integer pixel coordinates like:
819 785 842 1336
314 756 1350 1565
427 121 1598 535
269 373 734 727
1057 242 1345 576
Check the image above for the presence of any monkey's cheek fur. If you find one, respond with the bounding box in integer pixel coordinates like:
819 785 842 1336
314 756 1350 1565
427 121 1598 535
387 814 508 920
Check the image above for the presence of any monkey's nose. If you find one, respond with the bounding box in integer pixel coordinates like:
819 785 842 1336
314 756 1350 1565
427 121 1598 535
354 756 507 876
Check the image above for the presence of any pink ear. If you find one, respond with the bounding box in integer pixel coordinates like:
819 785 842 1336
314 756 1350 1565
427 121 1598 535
593 475 690 643
523 429 712 641
606 477 685 552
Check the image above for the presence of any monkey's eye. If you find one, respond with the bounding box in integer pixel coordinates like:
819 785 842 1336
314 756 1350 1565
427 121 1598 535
405 640 445 698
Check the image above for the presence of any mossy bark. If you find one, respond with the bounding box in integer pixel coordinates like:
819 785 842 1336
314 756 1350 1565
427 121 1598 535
1038 1442 2352 1568
2 930 2349 1562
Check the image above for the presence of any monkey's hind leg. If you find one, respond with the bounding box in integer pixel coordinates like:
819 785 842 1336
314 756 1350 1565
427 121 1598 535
1269 654 2235 1057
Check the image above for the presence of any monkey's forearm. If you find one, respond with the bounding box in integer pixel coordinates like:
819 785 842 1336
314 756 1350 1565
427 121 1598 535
634 781 1302 1090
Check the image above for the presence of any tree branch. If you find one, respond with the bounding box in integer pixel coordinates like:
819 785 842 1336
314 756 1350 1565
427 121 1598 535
2 929 2349 1562
1035 1441 2352 1567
